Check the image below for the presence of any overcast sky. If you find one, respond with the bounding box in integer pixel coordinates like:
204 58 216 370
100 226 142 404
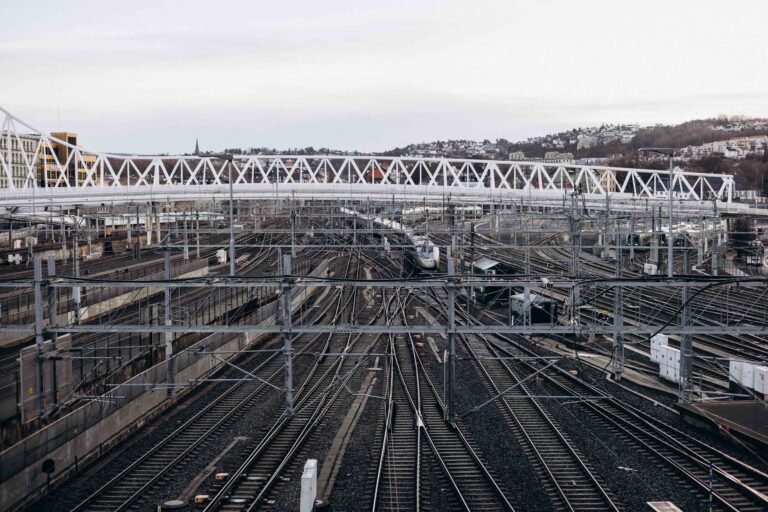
1 0 766 154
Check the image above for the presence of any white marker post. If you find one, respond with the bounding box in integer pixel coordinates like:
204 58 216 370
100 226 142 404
300 459 318 512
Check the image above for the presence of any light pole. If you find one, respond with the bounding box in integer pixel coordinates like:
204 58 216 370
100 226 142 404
640 148 675 277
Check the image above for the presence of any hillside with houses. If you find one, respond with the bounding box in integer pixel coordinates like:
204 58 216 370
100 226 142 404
219 116 768 195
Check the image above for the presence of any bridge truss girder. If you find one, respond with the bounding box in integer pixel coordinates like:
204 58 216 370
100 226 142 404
0 106 736 209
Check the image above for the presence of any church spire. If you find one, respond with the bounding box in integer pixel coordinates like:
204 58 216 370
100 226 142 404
194 138 200 156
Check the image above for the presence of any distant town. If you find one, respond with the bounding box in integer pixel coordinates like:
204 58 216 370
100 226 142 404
216 116 768 195
226 116 768 165
381 117 768 165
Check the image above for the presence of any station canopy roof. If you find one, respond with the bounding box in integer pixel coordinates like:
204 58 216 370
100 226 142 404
473 257 500 271
511 292 557 304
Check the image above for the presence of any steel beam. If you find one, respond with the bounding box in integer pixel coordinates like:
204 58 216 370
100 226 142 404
612 229 624 380
680 248 693 402
446 256 456 421
164 249 174 397
31 277 768 290
39 324 768 336
282 253 294 417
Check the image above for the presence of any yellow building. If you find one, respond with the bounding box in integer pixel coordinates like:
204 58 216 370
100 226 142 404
598 169 618 192
39 132 97 187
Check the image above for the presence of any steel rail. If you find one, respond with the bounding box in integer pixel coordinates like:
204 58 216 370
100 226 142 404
425 286 618 511
490 334 768 511
70 269 343 512
202 250 382 510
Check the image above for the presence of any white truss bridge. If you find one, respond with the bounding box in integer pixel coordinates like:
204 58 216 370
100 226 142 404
0 106 751 213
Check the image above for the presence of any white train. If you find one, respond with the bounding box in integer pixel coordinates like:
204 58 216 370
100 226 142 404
340 207 441 269
746 240 765 266
400 205 483 222
625 220 724 249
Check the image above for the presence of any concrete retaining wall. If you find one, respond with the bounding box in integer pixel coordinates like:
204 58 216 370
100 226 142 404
0 260 329 510
0 257 207 347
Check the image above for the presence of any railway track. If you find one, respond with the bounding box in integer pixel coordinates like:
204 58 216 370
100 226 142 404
11 209 768 511
431 229 767 391
420 286 619 511
404 234 767 511
201 250 393 511
464 336 619 511
369 248 513 511
488 333 768 511
70 259 344 512
0 230 294 439
372 338 419 511
410 341 513 511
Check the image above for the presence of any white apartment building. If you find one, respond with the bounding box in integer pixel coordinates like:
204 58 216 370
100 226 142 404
0 132 41 188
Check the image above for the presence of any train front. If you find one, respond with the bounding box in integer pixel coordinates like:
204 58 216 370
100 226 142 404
413 237 440 269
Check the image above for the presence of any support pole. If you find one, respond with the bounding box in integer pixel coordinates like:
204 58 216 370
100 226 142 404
146 206 152 247
183 211 189 261
164 250 174 397
603 193 610 257
33 257 45 417
72 234 80 325
680 244 692 402
134 206 141 260
612 228 624 380
469 222 475 274
446 255 456 422
651 207 659 269
668 156 674 278
60 219 66 261
291 206 297 259
155 205 161 246
46 255 57 347
698 216 704 268
523 218 531 327
46 255 58 405
126 215 132 249
196 210 201 259
282 253 294 417
449 203 456 266
228 160 236 277
469 222 476 308
569 194 581 323
711 221 719 276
